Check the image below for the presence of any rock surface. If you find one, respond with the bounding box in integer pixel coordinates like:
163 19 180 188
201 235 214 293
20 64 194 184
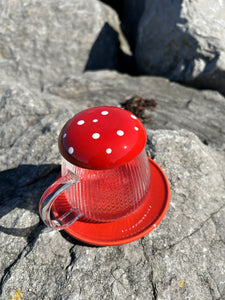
0 0 120 90
1 70 225 172
135 0 225 95
0 71 225 299
1 1 225 298
48 71 225 155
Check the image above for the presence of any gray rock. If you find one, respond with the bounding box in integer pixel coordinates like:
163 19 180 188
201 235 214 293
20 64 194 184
0 72 225 299
135 0 225 95
1 129 224 299
121 0 146 51
1 70 225 172
48 71 225 155
0 0 120 90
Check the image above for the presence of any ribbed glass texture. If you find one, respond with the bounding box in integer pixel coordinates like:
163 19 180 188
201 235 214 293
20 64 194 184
62 150 151 222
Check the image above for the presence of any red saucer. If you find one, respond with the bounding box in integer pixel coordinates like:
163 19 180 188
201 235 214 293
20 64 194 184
53 158 170 246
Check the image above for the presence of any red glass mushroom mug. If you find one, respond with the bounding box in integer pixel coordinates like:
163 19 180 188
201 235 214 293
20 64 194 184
39 106 151 230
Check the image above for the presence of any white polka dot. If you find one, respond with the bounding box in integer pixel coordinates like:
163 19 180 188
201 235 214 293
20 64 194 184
63 133 67 138
68 147 74 154
153 224 156 228
131 114 137 119
101 111 109 115
77 120 85 125
117 130 124 136
124 145 127 149
92 133 100 139
93 119 98 123
134 127 139 131
106 148 112 154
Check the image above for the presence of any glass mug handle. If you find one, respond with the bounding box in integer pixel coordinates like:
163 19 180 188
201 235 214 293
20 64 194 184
39 171 81 230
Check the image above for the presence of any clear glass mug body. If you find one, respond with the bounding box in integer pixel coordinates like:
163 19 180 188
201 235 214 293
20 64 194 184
39 149 151 230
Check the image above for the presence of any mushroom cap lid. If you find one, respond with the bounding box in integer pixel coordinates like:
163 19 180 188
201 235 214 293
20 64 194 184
58 106 147 169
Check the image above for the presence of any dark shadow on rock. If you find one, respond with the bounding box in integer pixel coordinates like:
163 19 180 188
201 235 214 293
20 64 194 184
121 0 146 52
84 22 138 75
0 164 99 246
0 223 42 238
84 22 119 72
99 0 145 54
60 230 100 248
0 164 60 241
0 164 60 217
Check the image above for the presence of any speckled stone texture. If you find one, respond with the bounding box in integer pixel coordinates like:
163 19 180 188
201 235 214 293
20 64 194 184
0 71 225 299
0 0 225 298
0 0 120 90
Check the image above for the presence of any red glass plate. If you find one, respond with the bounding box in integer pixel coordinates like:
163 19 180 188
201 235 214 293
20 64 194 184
53 158 170 246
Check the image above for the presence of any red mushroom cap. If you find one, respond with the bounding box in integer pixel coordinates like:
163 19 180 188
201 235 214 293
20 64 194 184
58 106 147 169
